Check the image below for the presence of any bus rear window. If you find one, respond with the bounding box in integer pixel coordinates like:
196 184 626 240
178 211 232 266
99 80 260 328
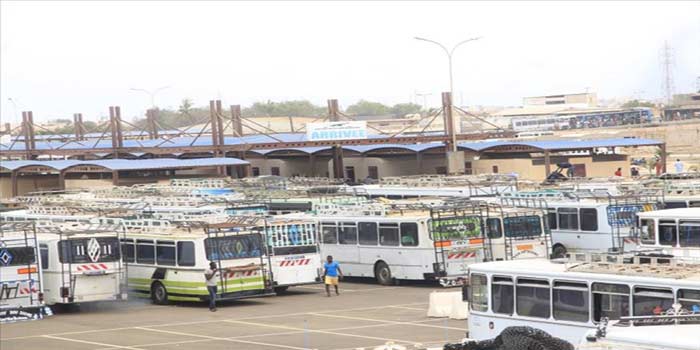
431 216 481 240
205 234 262 260
503 216 542 238
470 274 488 312
59 238 120 264
0 246 36 266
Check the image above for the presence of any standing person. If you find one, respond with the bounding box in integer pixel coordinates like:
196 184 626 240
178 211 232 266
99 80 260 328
614 168 622 177
675 159 684 173
204 262 219 312
323 255 343 297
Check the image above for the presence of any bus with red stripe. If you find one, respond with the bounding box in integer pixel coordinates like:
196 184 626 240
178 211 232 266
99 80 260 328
35 227 125 306
263 218 322 293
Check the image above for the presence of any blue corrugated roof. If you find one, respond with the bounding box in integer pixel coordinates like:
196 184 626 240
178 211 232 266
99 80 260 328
456 138 662 152
0 158 248 172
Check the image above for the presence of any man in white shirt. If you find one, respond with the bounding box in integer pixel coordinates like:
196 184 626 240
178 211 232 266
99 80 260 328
675 159 684 173
204 262 219 312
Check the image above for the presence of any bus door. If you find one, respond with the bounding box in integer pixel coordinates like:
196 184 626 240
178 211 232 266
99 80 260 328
56 236 122 303
429 214 483 279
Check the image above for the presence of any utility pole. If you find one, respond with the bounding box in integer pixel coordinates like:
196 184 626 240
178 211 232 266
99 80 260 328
660 41 675 105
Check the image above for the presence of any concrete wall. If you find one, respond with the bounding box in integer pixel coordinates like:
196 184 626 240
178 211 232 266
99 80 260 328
0 175 60 198
471 155 630 180
247 158 330 177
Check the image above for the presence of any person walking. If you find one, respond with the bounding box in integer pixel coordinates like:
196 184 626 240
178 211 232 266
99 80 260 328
614 168 622 177
675 159 684 173
204 262 219 312
323 255 343 297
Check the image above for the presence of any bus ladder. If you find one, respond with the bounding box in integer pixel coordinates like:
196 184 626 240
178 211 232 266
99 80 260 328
607 193 660 253
499 197 552 259
429 209 448 278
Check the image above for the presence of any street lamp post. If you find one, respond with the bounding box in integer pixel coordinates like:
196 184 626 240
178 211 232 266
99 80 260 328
414 36 482 103
129 86 172 108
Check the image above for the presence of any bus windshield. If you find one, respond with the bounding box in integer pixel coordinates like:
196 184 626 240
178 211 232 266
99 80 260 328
503 216 542 238
205 234 262 261
431 216 481 241
59 237 121 263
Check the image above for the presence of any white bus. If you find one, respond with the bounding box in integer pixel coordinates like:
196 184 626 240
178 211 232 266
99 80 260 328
465 253 700 345
635 208 700 260
293 200 549 286
35 226 125 306
264 217 322 293
118 221 272 304
0 223 45 320
502 195 657 257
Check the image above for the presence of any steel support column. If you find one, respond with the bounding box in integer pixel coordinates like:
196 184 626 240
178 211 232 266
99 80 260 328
11 170 18 197
309 154 316 177
230 105 243 136
544 150 552 178
332 145 344 179
112 170 119 186
58 170 66 190
327 99 340 122
660 143 667 174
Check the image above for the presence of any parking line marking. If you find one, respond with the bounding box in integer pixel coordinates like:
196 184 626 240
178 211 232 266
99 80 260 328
41 335 144 350
388 305 426 311
134 326 310 350
1 302 429 341
310 313 466 331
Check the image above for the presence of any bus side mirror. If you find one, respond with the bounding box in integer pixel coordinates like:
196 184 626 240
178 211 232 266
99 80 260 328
462 285 470 302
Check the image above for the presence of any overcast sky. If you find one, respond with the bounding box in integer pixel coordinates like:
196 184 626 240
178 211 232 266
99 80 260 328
1 1 699 123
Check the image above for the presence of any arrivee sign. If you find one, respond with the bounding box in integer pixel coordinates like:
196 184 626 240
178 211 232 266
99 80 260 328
306 121 368 141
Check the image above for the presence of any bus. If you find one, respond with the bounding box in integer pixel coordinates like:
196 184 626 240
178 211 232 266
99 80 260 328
635 208 700 260
35 225 125 306
264 217 322 293
118 221 272 304
0 223 45 320
501 194 658 257
464 253 700 345
291 199 550 286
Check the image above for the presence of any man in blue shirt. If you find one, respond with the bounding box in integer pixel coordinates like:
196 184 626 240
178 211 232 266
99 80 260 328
323 255 343 297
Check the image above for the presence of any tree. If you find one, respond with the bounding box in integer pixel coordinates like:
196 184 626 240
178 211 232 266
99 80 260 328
345 100 391 116
390 103 422 117
242 100 325 117
622 100 656 108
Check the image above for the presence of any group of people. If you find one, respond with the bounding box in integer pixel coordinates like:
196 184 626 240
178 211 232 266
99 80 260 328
616 158 685 177
204 255 343 311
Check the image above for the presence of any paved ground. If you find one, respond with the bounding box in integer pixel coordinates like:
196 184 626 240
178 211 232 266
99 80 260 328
1 278 466 350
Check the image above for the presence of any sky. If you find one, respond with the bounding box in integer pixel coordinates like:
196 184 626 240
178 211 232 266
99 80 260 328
1 1 699 123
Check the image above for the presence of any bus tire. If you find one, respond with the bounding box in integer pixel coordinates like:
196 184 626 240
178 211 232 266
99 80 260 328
274 286 289 294
151 282 168 305
374 261 393 286
552 245 567 259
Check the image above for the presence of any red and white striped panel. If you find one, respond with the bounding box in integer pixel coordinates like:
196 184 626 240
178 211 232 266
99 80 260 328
76 263 109 272
447 251 477 260
20 287 38 295
623 237 639 244
279 258 311 267
225 269 258 278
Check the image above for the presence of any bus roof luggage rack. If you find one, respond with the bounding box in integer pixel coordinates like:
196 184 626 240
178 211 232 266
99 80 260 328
566 252 700 279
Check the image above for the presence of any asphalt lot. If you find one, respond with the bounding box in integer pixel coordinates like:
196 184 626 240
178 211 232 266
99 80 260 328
1 278 466 350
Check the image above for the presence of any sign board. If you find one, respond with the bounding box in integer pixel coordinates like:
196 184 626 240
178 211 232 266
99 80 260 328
306 121 367 141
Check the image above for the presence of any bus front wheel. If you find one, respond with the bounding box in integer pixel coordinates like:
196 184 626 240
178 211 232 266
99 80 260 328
151 282 168 305
374 261 393 286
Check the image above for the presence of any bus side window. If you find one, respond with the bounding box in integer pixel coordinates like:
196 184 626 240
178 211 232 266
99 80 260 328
553 281 589 322
177 242 195 266
689 201 700 208
136 240 155 264
321 222 338 244
678 221 700 247
640 219 656 245
470 274 488 312
677 289 700 313
121 239 135 263
580 209 598 232
547 212 557 230
40 244 49 270
400 223 418 246
338 222 358 245
156 241 176 266
516 278 550 319
633 287 674 316
592 283 629 322
492 276 513 315
486 218 502 239
358 222 378 246
558 208 579 230
379 223 399 246
659 220 678 246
